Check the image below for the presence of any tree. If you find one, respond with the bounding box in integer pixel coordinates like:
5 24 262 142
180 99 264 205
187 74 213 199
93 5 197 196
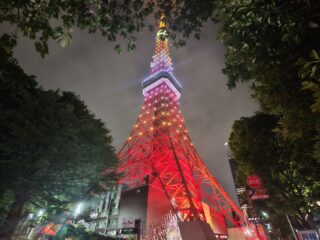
0 0 216 56
216 0 320 154
216 0 320 233
229 113 319 238
0 0 151 56
0 49 118 239
52 224 95 240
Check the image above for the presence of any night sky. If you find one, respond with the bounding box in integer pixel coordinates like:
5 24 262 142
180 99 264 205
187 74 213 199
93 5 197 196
13 22 257 204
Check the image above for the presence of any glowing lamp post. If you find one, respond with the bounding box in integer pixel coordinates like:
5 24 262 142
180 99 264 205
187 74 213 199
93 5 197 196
73 202 84 218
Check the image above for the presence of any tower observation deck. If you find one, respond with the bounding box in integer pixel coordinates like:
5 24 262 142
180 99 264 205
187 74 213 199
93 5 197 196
117 17 258 240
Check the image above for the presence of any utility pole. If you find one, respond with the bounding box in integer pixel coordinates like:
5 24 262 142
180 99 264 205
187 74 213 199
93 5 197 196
249 201 261 240
286 214 298 240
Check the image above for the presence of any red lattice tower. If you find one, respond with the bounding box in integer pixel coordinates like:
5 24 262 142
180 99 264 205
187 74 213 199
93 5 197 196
118 18 258 239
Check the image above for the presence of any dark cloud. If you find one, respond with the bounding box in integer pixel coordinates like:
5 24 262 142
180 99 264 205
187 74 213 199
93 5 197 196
13 23 257 204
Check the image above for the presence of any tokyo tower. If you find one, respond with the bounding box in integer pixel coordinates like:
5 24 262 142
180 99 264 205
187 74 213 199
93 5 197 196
117 18 257 239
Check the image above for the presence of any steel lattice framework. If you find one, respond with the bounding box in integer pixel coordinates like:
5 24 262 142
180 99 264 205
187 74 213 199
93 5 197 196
117 18 258 239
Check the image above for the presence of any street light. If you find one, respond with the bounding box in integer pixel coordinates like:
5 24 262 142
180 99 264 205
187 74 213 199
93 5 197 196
261 211 269 218
74 202 84 217
37 209 45 218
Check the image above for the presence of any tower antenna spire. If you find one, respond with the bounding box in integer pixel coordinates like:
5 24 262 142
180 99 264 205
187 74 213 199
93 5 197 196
159 13 166 29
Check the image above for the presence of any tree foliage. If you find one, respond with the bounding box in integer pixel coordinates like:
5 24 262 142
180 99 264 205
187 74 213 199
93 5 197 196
216 0 320 153
0 0 152 56
52 224 95 240
217 0 320 234
229 113 319 237
0 50 118 238
0 0 216 56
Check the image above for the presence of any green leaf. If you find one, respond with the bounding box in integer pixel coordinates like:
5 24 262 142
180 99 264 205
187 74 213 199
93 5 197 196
52 31 63 40
310 50 319 60
60 37 70 48
310 65 317 78
308 22 319 28
114 44 123 54
281 33 289 42
295 58 307 66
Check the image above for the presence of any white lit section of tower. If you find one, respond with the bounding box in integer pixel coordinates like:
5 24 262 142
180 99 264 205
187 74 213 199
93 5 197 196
142 17 181 99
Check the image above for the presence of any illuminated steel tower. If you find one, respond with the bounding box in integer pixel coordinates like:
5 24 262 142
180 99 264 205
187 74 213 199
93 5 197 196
118 18 256 239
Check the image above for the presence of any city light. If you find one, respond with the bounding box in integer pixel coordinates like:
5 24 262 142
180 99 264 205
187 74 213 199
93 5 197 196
243 227 253 237
266 223 272 231
236 187 246 194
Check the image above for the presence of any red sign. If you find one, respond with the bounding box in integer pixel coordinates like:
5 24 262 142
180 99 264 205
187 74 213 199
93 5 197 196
247 175 262 189
42 223 62 236
246 189 269 201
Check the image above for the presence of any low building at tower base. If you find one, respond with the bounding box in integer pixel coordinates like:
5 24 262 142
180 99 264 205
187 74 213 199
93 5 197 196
78 183 247 240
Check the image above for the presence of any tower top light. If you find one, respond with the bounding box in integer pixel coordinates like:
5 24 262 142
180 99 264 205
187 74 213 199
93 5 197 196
142 16 181 99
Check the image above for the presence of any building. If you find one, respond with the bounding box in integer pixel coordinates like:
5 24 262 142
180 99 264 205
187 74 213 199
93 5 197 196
225 143 246 208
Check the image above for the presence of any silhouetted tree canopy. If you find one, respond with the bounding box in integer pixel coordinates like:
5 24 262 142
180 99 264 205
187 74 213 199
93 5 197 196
229 113 319 238
0 49 118 238
220 1 320 236
0 0 216 56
